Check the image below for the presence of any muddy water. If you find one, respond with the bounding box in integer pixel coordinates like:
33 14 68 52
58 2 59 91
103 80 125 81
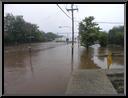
4 42 72 95
4 42 124 95
78 44 124 69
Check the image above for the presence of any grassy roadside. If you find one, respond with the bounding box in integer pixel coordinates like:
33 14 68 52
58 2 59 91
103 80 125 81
107 73 124 94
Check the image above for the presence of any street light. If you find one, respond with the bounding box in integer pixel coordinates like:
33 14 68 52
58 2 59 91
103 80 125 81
59 26 71 28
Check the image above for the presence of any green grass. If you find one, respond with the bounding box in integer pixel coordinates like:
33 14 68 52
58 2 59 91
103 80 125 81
107 73 124 94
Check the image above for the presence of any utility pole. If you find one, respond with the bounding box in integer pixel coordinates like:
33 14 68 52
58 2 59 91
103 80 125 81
66 4 78 72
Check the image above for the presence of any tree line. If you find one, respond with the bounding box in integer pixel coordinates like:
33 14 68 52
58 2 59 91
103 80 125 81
4 13 60 45
79 16 124 48
4 14 124 47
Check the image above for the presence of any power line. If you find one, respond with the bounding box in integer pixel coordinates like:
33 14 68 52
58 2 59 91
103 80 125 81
57 4 123 25
56 4 79 23
57 32 78 34
96 22 123 24
75 20 123 24
56 4 72 20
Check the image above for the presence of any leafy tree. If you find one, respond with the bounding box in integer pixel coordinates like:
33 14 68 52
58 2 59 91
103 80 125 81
108 26 124 46
98 31 108 47
4 14 16 43
13 15 26 43
4 13 46 44
4 13 67 45
79 16 101 49
45 32 59 41
32 31 46 42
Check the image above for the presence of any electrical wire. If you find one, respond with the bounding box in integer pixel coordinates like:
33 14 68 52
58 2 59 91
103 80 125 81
96 22 123 24
56 4 72 20
74 20 123 24
57 4 123 25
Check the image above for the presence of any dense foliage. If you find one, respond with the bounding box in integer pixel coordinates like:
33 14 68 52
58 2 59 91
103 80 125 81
108 26 124 46
79 16 101 48
79 16 124 48
4 14 124 47
98 31 108 47
4 13 59 45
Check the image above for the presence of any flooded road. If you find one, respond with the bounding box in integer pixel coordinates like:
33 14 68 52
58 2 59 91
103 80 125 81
4 42 124 95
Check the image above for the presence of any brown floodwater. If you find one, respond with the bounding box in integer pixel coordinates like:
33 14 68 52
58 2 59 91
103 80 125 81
4 42 124 95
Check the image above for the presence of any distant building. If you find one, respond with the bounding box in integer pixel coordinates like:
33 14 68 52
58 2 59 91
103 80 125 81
55 36 67 42
55 36 77 42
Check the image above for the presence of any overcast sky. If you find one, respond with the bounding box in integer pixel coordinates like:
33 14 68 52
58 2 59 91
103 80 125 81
4 4 124 38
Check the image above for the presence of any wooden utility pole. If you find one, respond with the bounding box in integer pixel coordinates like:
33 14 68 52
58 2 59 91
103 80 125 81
66 4 78 72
